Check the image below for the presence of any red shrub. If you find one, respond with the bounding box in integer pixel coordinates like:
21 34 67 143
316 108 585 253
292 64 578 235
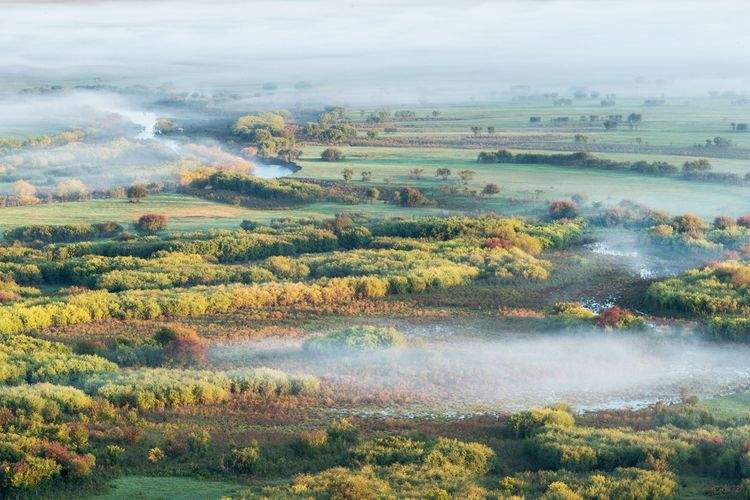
549 200 578 220
596 306 629 327
155 325 206 365
135 213 168 234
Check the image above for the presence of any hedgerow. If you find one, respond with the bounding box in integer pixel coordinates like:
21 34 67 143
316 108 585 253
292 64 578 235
80 367 319 410
4 222 123 244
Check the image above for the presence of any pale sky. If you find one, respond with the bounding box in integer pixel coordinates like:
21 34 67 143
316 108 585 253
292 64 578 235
1 0 748 97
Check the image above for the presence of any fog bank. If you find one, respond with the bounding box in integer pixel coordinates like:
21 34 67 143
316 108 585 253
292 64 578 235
3 1 750 103
210 331 750 415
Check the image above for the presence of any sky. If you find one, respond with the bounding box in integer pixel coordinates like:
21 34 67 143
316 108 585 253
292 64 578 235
1 0 749 100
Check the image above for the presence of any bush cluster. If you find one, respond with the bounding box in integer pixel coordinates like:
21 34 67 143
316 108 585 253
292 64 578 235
4 222 123 244
303 325 407 352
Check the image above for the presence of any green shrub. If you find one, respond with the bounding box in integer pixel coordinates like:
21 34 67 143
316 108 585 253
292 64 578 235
227 442 262 473
290 465 392 498
135 214 168 234
326 418 360 445
646 261 750 318
104 445 125 465
0 383 92 418
292 430 329 457
4 222 122 244
352 435 426 466
187 430 212 455
499 468 676 500
304 325 407 352
507 406 576 438
528 425 692 472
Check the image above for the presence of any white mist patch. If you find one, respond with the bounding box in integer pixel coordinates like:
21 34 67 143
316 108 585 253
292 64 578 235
585 229 707 280
107 108 158 140
209 333 750 415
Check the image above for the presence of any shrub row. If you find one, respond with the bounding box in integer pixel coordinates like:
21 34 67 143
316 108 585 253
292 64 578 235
0 333 116 385
478 150 746 184
189 170 327 204
372 215 583 249
4 222 123 244
80 367 319 410
0 273 437 336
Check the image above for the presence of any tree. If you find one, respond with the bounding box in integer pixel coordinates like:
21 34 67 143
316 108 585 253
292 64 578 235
470 126 482 137
126 184 148 203
574 134 588 144
154 325 206 365
671 213 706 234
57 179 89 201
627 113 642 129
435 168 451 181
233 112 285 138
341 168 354 182
12 180 38 205
397 187 428 207
487 126 495 135
109 186 126 199
603 119 619 130
431 110 441 119
135 213 167 234
409 168 424 179
713 215 736 230
321 147 343 162
481 183 501 196
361 171 372 182
277 148 302 162
365 187 380 203
549 200 579 219
366 129 379 139
458 169 475 184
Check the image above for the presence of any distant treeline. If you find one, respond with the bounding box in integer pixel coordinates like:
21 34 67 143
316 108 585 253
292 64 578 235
477 150 749 185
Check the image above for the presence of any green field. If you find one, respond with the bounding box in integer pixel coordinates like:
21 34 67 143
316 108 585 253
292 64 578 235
296 146 750 217
346 98 750 149
0 193 450 233
704 391 750 420
90 476 243 500
0 195 257 232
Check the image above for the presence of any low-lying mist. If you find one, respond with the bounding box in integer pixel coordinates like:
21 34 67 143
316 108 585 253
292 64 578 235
210 330 750 415
586 228 716 280
0 89 285 190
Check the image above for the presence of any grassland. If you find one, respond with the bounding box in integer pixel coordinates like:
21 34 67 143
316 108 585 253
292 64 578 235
91 476 242 500
345 97 750 150
704 390 750 420
0 193 450 234
295 146 750 217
